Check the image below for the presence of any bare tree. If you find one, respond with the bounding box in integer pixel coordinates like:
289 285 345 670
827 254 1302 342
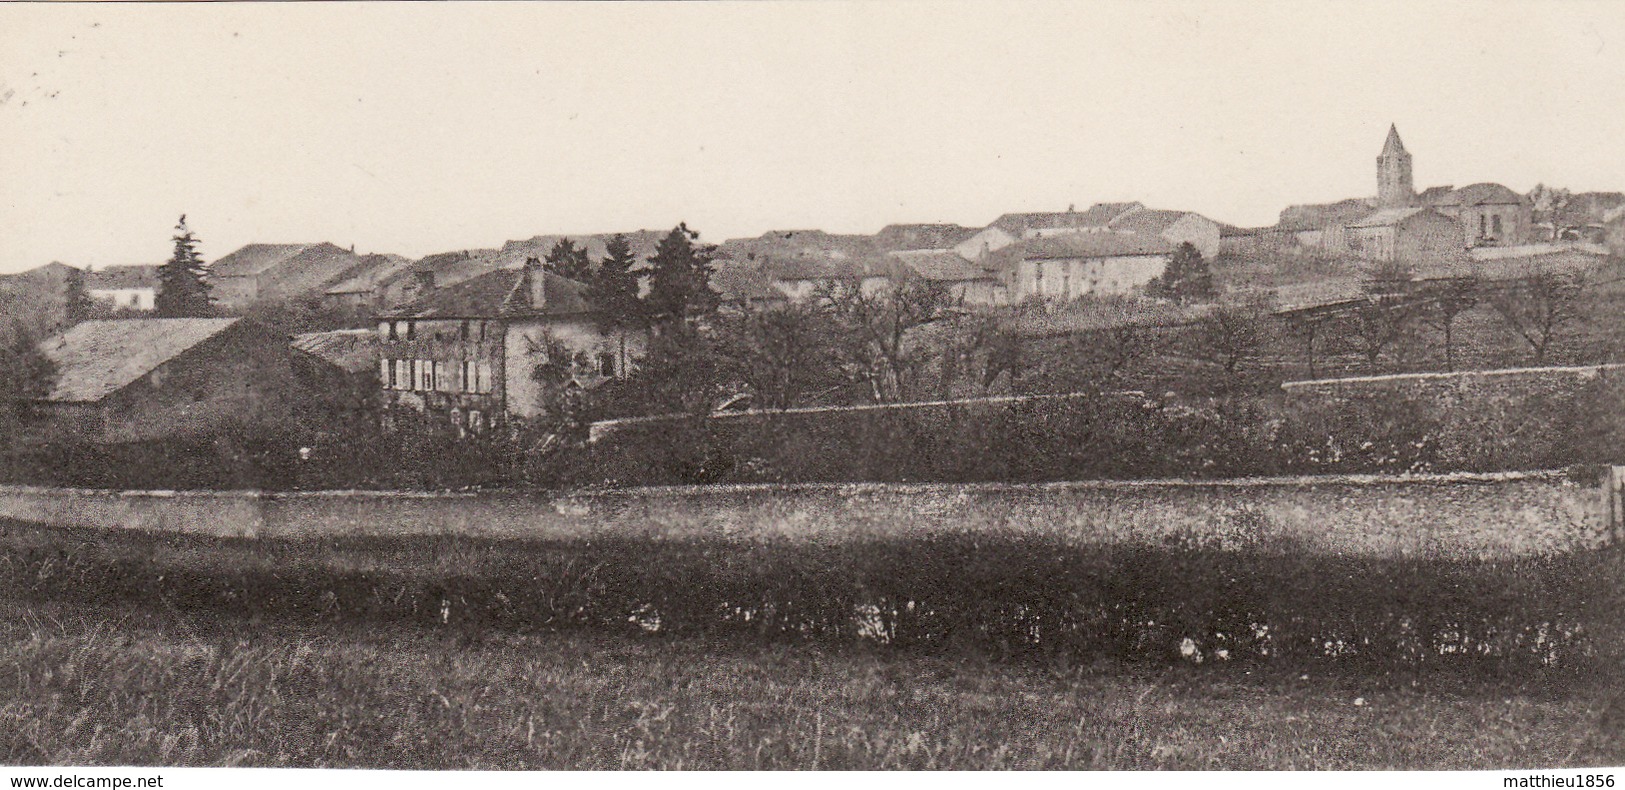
1343 295 1424 368
1418 276 1480 371
1487 268 1591 365
1282 310 1335 380
1190 297 1273 377
818 276 953 402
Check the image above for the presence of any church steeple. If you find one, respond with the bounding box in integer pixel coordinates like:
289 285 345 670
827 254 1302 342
1376 123 1415 207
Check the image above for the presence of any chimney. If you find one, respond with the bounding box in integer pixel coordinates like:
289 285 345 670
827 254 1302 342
524 256 546 309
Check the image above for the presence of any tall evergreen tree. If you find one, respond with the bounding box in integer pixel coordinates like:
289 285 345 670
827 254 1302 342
155 215 212 317
586 234 648 376
643 223 718 334
63 265 96 325
544 238 595 282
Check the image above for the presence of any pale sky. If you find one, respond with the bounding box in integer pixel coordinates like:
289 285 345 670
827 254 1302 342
2 1 1623 273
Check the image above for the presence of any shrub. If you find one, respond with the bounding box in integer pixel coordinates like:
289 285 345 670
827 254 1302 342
1 522 1617 674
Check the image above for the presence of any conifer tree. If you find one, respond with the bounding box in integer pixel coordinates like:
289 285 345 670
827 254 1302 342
586 234 648 375
543 238 594 282
155 215 212 317
1146 242 1214 304
643 223 718 335
63 265 96 325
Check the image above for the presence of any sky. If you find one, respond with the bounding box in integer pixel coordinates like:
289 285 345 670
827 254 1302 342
2 1 1623 274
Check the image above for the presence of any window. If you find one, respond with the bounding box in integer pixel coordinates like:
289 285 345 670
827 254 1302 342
460 321 471 341
476 360 494 393
382 359 393 389
1480 214 1489 239
1492 215 1503 237
599 353 615 377
406 321 416 340
467 410 484 433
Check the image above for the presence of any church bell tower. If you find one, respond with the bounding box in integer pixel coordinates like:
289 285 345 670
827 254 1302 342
1376 123 1415 208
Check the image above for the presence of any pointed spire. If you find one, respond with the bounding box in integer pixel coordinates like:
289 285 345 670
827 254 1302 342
1381 123 1407 156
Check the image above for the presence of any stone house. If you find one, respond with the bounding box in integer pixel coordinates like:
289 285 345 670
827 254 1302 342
1421 183 1532 249
955 203 1144 260
1107 208 1223 260
991 233 1174 302
889 251 1007 305
1342 207 1464 263
376 257 645 431
30 318 298 443
86 265 159 312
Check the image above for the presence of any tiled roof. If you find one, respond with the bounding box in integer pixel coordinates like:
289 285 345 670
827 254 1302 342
86 265 159 290
381 268 593 320
991 202 1143 234
324 254 413 295
292 329 377 374
896 251 1000 282
873 224 979 252
37 318 241 403
1417 185 1456 204
1276 199 1377 231
1428 183 1526 207
1108 209 1197 235
764 254 904 282
1017 232 1175 260
208 244 313 277
1348 207 1433 228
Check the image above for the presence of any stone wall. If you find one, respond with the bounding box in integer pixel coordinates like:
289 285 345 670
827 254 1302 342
0 469 1615 560
1281 364 1625 406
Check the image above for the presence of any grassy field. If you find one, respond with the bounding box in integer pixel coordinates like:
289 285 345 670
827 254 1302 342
1 597 1621 770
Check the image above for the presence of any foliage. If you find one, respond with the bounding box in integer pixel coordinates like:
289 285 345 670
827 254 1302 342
62 266 98 326
3 596 1619 770
711 302 845 410
155 215 213 318
543 238 595 282
585 233 647 333
1146 242 1215 304
2 523 1619 682
0 322 57 443
817 276 955 402
643 223 719 334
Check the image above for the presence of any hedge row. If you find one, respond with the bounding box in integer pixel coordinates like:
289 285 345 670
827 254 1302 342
3 522 1619 673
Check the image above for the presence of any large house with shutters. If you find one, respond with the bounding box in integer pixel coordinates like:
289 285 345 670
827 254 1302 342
376 256 644 432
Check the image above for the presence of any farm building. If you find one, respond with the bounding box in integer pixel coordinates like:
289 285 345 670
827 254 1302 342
30 318 300 443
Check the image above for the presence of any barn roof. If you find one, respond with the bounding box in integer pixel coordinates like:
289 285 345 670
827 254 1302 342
37 318 241 403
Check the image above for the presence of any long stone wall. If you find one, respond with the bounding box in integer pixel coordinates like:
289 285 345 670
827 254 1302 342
0 469 1616 560
1281 364 1625 404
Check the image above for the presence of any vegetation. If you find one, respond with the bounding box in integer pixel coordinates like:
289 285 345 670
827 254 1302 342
4 597 1619 769
0 322 57 445
543 238 595 282
155 215 213 318
1146 242 1215 303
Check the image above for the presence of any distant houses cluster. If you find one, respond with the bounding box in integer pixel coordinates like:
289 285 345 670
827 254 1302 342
6 124 1625 444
